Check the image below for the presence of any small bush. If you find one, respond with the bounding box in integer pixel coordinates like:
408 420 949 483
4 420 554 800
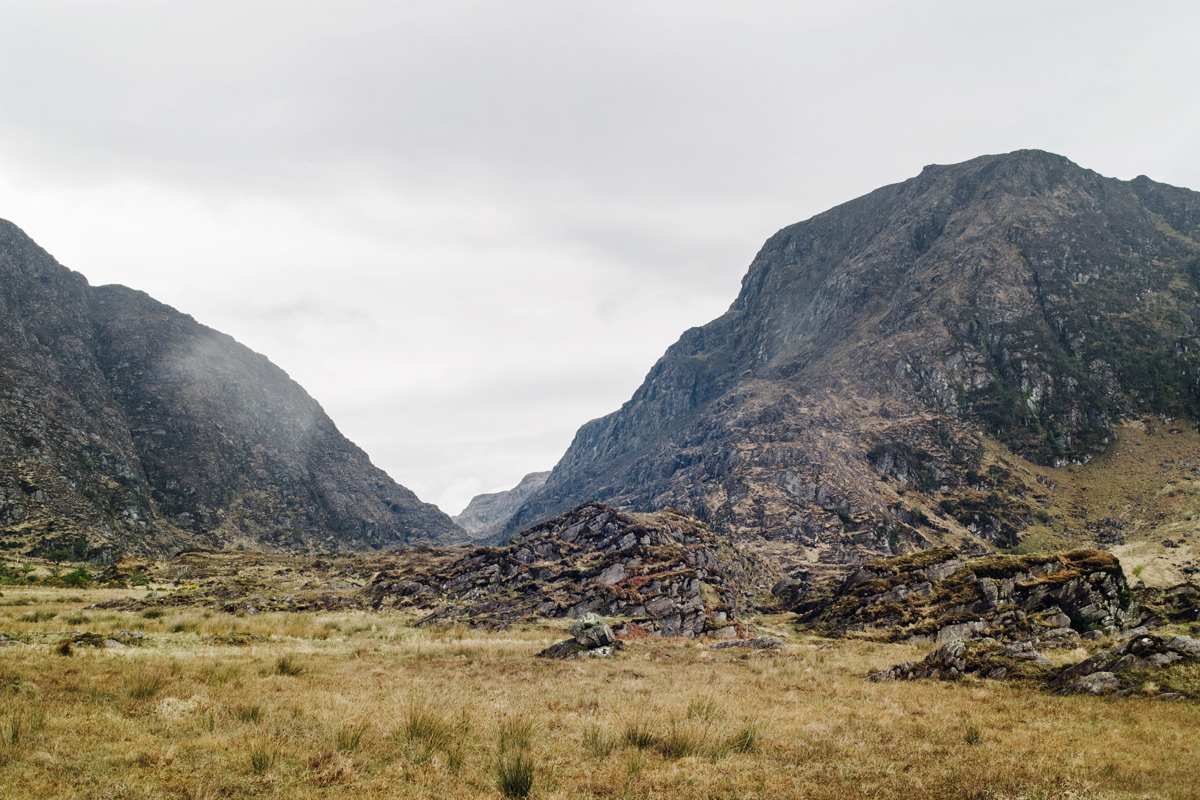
496 751 535 799
61 567 92 588
964 725 983 746
19 611 56 623
56 639 73 657
142 609 164 620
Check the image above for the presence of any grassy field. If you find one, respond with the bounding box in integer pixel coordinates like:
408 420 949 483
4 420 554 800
1 585 1198 799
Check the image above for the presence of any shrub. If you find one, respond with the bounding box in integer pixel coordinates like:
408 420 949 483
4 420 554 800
142 609 164 620
61 567 92 588
964 725 982 745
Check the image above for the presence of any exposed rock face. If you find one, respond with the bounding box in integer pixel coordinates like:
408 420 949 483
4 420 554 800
1050 633 1200 695
797 548 1139 643
364 502 774 637
0 219 461 557
453 471 549 541
505 151 1200 564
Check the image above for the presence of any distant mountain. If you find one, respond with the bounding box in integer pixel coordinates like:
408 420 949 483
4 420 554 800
452 471 550 541
504 151 1200 567
0 219 462 559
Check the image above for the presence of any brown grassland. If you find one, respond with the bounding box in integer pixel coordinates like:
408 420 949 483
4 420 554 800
1 585 1198 799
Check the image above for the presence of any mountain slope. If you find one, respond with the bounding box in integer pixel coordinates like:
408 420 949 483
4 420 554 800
506 151 1200 568
0 219 461 558
453 471 550 541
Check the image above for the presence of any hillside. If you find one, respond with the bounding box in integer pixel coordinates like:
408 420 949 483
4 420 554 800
452 470 549 541
505 151 1200 570
0 219 462 558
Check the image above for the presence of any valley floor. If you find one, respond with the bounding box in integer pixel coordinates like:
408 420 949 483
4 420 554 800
0 586 1197 799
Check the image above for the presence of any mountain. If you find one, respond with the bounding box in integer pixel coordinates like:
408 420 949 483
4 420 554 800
0 219 462 559
504 151 1200 569
453 471 550 540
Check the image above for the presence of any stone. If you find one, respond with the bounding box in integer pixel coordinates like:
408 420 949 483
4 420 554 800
709 637 783 651
1065 671 1119 695
570 613 615 650
593 563 626 586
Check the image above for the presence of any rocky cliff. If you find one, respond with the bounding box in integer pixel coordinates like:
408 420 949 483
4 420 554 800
0 219 461 558
505 151 1200 566
452 471 549 540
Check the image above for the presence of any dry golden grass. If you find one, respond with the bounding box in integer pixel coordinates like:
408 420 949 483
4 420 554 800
0 588 1198 798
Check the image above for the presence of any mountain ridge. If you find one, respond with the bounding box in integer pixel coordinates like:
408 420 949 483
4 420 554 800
503 150 1200 568
0 218 462 558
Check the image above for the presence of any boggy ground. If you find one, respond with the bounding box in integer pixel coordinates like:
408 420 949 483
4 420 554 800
1 585 1198 799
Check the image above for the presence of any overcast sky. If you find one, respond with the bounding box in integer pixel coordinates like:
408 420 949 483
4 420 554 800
1 1 1197 516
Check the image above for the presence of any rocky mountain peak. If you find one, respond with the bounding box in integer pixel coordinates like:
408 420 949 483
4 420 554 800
504 151 1200 568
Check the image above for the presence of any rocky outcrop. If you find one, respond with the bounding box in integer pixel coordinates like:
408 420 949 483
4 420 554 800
870 639 1056 683
797 548 1139 643
364 502 775 637
0 219 461 557
536 612 619 658
453 471 549 541
503 151 1200 565
1050 632 1200 696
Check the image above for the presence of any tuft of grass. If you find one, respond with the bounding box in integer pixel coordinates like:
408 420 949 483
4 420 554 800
657 718 703 760
496 713 533 756
56 639 73 657
621 718 658 750
725 720 760 754
582 725 615 759
19 611 55 623
496 750 535 799
274 655 303 676
142 609 164 620
335 720 369 753
398 699 453 750
234 705 262 724
247 737 277 775
964 724 983 746
128 670 165 700
687 693 722 723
